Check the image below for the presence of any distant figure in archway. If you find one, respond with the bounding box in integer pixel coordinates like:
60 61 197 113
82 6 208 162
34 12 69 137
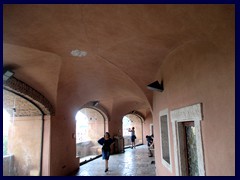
146 134 154 157
129 127 136 149
98 132 114 172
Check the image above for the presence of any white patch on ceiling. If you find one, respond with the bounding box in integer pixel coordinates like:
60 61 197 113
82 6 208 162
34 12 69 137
71 49 87 57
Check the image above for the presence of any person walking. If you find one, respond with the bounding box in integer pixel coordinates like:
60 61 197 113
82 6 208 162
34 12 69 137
98 132 114 172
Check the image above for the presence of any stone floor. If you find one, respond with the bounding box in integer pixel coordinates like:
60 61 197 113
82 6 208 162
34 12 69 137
73 145 156 176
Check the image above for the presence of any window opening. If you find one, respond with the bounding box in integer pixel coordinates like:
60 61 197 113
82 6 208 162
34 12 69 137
122 114 143 148
75 108 105 164
3 90 43 176
159 109 172 172
170 103 205 176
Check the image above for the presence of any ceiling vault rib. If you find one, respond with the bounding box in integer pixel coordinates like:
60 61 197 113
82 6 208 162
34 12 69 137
96 54 151 108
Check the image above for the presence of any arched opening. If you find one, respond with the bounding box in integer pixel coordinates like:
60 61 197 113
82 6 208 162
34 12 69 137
75 107 106 164
3 77 54 176
122 114 143 148
3 89 43 176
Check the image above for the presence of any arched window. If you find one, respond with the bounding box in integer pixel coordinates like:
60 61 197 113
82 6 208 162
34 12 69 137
3 89 43 176
122 114 143 148
75 108 106 163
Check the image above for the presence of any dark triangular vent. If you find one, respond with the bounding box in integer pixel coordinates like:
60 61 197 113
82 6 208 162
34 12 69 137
147 80 164 92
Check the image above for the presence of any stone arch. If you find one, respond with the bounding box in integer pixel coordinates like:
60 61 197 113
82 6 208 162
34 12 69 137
2 76 53 176
122 111 145 147
128 110 145 123
80 101 109 122
75 105 108 164
3 77 55 116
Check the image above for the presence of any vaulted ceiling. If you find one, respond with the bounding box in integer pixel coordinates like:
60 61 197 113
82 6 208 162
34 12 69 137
3 4 233 118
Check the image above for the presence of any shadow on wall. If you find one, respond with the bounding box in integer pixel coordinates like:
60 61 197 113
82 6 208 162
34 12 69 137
3 155 15 176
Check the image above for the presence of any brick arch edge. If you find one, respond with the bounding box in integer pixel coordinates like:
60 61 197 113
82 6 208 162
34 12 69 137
80 101 109 121
3 77 55 116
125 110 145 122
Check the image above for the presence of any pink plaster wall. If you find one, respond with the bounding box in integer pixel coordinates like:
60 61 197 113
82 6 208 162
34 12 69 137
108 107 125 137
142 112 153 145
42 115 51 176
8 116 42 176
50 109 79 176
153 40 235 176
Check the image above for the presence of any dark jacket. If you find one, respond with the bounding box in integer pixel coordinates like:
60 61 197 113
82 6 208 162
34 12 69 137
146 135 153 146
98 137 114 152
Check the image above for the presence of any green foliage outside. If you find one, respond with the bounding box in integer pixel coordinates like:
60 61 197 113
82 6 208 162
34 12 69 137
3 135 8 156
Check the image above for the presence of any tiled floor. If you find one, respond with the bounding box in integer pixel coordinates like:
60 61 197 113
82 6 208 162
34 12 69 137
73 145 156 176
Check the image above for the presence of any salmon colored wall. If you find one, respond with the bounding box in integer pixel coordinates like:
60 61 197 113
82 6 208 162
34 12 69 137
153 40 235 176
50 108 79 176
108 114 123 138
8 116 42 176
142 112 153 145
42 115 51 176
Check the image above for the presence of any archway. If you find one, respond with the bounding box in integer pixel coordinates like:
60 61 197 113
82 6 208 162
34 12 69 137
122 113 143 148
75 107 107 164
3 77 54 176
3 89 43 176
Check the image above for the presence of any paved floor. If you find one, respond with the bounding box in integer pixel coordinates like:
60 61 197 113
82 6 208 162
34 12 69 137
73 145 156 176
